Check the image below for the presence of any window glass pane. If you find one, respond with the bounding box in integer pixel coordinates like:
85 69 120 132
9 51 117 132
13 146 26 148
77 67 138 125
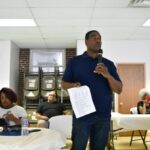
30 49 65 73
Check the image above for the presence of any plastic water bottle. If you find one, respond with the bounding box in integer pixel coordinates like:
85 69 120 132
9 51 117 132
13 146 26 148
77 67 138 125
21 116 29 136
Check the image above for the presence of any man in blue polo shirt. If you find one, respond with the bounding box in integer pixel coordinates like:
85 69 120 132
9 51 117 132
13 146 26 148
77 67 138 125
61 30 123 150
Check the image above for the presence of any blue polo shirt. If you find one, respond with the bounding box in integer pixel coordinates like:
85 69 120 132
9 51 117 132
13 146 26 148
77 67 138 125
63 51 121 119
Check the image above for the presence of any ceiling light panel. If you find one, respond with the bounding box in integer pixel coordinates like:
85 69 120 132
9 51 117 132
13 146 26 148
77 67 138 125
0 19 36 27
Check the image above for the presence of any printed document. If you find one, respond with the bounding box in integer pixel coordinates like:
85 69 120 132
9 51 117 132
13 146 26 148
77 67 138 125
68 85 96 118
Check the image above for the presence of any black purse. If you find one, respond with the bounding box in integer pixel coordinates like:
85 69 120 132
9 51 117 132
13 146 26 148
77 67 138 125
0 118 8 126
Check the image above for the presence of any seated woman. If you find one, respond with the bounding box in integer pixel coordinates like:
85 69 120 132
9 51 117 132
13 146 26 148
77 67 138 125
0 87 27 126
137 88 150 114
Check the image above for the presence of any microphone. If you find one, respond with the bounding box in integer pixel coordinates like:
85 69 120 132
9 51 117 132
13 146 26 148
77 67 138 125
97 49 103 64
94 49 103 73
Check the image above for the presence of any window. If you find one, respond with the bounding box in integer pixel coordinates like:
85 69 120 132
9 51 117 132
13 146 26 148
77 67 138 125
29 49 65 73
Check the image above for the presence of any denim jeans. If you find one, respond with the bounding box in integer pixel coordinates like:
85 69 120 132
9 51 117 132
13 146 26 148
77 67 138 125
71 114 110 150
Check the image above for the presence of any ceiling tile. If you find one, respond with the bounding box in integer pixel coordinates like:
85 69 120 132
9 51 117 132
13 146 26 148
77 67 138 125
45 38 76 48
131 27 150 39
0 27 41 35
40 26 88 39
91 18 145 27
93 8 150 19
13 38 46 48
36 18 90 26
0 8 33 18
0 0 27 7
95 0 130 7
27 0 95 7
0 0 149 48
32 8 93 19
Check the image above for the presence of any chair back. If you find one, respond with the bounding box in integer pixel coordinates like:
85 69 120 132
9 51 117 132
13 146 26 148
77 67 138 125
56 76 69 102
56 75 63 90
49 115 72 138
57 89 69 98
24 76 39 90
41 76 55 90
24 75 39 100
41 76 55 99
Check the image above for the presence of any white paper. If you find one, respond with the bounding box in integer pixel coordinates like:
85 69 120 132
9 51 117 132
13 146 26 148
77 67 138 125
68 85 96 118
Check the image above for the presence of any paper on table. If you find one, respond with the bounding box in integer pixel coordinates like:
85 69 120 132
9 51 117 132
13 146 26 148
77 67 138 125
67 85 96 118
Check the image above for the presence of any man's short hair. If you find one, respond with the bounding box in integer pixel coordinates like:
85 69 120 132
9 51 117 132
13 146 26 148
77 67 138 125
85 30 100 40
48 91 56 96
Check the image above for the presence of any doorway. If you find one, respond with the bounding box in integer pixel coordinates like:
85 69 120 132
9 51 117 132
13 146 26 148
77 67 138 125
117 64 145 114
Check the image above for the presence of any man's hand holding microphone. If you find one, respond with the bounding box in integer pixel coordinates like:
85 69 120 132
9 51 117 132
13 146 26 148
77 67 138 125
94 49 111 79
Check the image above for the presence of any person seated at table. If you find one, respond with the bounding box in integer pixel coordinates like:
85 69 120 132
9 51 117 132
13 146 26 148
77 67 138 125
137 88 150 114
36 91 68 128
0 87 27 126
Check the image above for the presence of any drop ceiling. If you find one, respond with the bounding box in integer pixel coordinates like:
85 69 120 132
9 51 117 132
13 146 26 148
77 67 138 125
0 0 150 48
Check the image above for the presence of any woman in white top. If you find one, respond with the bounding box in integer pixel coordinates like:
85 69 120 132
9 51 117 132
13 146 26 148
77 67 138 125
0 87 27 126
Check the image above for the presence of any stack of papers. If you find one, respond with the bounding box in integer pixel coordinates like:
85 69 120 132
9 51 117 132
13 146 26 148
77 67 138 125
68 85 96 118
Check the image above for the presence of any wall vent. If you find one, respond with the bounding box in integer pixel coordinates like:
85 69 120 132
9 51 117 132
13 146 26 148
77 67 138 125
129 0 150 7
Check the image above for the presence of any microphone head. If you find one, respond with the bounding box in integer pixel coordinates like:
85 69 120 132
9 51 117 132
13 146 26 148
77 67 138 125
99 49 103 54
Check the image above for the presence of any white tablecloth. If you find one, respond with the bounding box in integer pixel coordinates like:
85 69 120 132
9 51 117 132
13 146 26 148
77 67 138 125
112 112 150 130
0 128 66 150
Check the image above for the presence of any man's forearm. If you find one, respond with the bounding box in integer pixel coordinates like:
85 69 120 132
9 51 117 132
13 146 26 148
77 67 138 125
36 113 48 121
107 75 123 94
61 80 81 90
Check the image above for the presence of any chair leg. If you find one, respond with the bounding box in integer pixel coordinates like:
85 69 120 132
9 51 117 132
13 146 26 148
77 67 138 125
138 130 147 150
130 130 147 150
130 131 134 146
143 130 147 142
107 132 115 150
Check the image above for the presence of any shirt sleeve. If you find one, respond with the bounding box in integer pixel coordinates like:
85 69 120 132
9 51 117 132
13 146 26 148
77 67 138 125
109 62 122 82
36 104 42 114
15 105 27 118
62 58 74 82
57 104 66 114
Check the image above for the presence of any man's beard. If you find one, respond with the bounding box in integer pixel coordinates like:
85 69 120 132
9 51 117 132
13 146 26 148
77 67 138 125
91 47 101 52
